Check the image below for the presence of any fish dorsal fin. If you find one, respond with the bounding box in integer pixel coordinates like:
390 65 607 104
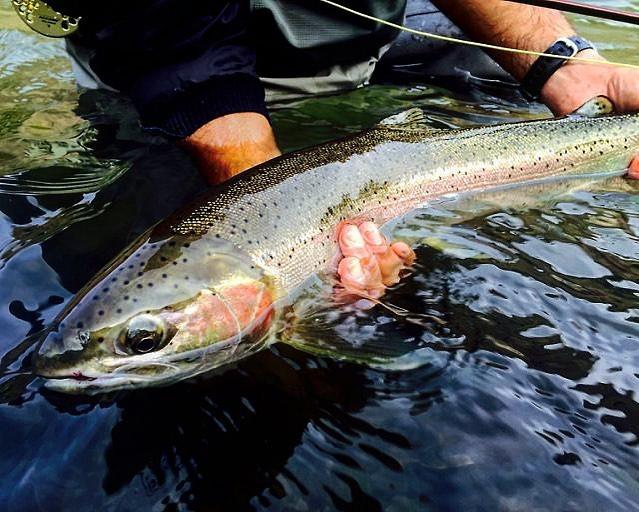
377 108 448 135
571 96 616 118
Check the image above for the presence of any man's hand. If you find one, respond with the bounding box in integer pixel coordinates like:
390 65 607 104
337 222 415 299
433 1 639 116
541 49 639 116
541 49 639 181
180 112 281 185
433 0 639 179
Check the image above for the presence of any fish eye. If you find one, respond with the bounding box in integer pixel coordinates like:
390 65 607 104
120 314 169 355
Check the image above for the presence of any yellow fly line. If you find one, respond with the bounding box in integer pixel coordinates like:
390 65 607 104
318 0 639 71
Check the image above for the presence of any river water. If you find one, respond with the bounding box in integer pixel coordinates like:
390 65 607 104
1 2 639 511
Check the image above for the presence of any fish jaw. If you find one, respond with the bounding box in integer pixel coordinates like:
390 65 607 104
35 277 277 394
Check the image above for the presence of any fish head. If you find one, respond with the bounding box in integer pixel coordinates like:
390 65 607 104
34 235 276 393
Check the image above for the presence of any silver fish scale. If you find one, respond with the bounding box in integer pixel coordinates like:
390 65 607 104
167 114 639 294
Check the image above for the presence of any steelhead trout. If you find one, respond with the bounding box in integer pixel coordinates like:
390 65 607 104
34 108 639 393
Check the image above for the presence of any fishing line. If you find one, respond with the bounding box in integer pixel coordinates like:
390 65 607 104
318 0 639 71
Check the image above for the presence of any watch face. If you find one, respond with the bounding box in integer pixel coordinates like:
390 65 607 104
12 0 80 38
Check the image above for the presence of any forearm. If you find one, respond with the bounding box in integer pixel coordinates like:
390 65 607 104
432 0 575 80
180 112 281 185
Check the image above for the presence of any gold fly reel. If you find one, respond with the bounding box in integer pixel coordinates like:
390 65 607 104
12 0 80 37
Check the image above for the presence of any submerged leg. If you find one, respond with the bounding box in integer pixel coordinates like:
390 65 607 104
337 222 415 299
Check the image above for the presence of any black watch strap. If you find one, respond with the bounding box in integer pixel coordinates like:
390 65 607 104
520 36 595 101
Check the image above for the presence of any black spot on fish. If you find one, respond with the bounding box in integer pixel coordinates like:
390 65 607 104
76 322 84 329
98 310 104 316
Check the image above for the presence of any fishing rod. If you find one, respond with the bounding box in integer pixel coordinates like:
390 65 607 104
505 0 639 26
319 0 639 70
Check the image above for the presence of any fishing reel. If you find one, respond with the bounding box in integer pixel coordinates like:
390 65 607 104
12 0 80 37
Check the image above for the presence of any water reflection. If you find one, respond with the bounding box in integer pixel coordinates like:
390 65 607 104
2 2 639 510
2 95 639 512
15 349 387 511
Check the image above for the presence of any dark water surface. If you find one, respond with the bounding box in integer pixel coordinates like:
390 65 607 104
2 2 639 511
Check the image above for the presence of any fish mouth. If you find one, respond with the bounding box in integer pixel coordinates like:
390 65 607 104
42 372 171 394
39 315 275 394
41 360 191 393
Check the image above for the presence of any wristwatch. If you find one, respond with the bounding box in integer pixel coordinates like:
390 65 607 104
520 35 595 101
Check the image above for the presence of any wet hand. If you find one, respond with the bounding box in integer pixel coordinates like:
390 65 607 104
540 50 639 180
336 222 415 299
541 49 639 116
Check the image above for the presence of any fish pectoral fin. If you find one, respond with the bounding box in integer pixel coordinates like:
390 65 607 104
377 107 450 135
570 96 616 118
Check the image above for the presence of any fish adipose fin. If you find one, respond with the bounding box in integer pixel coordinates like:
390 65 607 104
571 95 616 118
377 108 449 135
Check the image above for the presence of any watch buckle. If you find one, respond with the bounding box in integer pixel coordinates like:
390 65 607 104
556 37 579 56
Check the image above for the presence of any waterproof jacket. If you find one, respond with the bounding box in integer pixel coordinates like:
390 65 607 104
46 0 405 137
